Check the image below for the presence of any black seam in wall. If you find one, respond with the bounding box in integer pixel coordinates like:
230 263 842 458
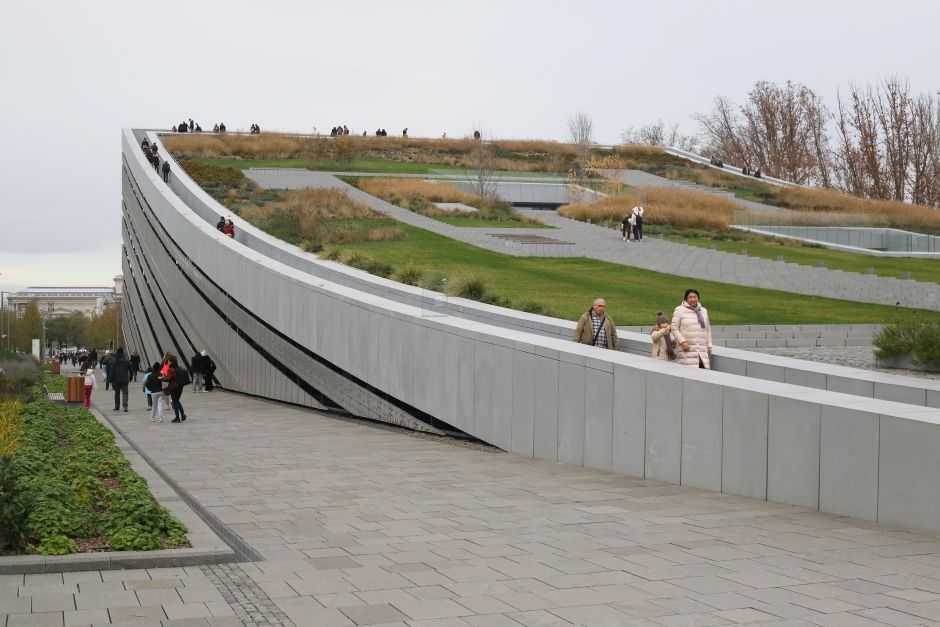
122 241 164 365
123 165 341 410
122 156 463 434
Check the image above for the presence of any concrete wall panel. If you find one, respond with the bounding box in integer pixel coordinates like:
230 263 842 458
680 380 723 492
768 397 820 509
557 362 585 466
583 369 613 472
819 406 878 521
722 387 768 500
612 364 645 478
645 373 683 484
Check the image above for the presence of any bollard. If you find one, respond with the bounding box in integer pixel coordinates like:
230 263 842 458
683 238 689 245
776 254 784 262
817 260 825 267
903 271 911 280
709 243 716 250
866 267 874 274
740 248 747 255
658 233 664 240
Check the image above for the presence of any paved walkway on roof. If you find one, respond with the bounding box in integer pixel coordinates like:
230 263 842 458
243 169 940 311
10 385 940 626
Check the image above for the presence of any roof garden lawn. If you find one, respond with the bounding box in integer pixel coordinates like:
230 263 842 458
328 222 940 325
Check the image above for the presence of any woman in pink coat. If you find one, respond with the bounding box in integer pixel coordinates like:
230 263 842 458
671 288 712 368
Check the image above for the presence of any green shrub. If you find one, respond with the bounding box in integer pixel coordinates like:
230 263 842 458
874 322 940 369
418 269 448 292
0 455 28 550
393 262 424 286
36 535 77 555
516 300 557 317
448 268 489 300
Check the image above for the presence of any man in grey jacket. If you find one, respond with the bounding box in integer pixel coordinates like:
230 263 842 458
109 347 133 412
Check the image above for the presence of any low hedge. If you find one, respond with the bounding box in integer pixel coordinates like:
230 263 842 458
0 375 187 554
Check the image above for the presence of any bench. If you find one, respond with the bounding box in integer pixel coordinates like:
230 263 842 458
43 385 65 403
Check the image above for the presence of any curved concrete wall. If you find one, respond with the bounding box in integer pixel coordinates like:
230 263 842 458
124 128 940 534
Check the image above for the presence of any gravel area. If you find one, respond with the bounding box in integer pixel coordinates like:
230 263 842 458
752 345 940 381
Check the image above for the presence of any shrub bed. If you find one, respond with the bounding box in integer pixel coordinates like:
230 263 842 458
0 375 187 554
874 322 940 371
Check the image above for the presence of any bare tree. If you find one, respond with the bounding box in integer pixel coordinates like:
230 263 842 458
621 119 699 151
695 82 831 184
832 78 940 205
693 96 749 166
567 111 594 170
465 131 498 199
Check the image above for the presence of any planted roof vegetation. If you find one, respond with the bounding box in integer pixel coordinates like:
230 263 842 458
170 135 940 324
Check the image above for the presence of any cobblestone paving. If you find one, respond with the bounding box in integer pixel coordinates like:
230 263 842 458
202 565 293 627
7 389 940 626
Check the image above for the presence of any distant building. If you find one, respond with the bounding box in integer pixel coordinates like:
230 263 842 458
7 276 123 319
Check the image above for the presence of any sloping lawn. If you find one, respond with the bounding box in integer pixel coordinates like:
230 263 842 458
331 223 940 325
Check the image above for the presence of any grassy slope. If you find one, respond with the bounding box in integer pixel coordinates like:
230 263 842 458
333 224 940 325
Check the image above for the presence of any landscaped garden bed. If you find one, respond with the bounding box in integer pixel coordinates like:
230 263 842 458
348 177 545 228
874 322 940 372
0 370 188 556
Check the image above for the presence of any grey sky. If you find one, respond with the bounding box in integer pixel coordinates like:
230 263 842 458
1 0 938 292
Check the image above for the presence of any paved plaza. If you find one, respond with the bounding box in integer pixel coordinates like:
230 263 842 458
8 381 940 627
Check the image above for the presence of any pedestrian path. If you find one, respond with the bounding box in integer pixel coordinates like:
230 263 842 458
243 169 940 310
8 389 940 626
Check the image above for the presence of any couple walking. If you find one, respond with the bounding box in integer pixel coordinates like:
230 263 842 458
572 289 713 369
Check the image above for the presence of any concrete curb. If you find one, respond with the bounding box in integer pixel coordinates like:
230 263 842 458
0 399 237 574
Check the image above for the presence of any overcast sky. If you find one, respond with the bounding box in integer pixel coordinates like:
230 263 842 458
1 0 938 293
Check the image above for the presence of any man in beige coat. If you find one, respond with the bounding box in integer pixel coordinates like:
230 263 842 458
573 298 619 350
671 288 712 368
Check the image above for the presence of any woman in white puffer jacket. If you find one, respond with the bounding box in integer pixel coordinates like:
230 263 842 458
671 288 712 368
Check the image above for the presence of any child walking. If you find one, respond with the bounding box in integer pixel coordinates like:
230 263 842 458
144 362 164 422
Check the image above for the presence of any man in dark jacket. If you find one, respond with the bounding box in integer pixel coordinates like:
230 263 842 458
109 348 133 412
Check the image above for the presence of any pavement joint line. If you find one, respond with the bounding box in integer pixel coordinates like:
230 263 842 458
92 402 265 563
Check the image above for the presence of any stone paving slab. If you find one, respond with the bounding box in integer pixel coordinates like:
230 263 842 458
6 388 940 625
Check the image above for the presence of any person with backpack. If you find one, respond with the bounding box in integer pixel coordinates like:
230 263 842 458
204 353 217 391
162 357 188 423
143 362 164 422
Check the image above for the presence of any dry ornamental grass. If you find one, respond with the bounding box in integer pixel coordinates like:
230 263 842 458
356 178 478 206
560 186 739 231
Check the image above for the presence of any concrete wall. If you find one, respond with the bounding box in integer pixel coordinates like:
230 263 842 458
125 128 940 534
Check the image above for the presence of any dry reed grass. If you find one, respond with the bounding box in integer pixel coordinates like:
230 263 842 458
162 133 578 172
356 178 477 206
240 188 379 224
560 187 739 231
774 187 940 232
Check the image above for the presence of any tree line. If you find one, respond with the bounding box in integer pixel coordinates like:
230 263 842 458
0 301 123 355
622 77 940 207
